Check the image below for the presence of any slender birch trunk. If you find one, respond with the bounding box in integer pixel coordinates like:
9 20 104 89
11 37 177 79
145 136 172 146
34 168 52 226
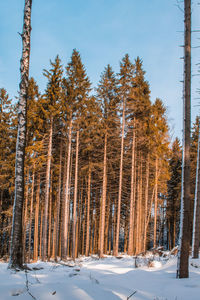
99 133 107 257
114 97 125 256
192 120 200 258
62 120 72 259
72 130 79 261
177 0 191 279
42 117 53 261
9 0 32 269
128 123 136 255
85 166 91 256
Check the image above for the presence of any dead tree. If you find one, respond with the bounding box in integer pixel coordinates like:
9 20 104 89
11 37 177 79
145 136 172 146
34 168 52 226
177 0 191 279
9 0 33 269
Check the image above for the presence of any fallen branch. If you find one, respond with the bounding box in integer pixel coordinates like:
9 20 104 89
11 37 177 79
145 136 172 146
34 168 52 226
25 269 37 300
127 290 137 300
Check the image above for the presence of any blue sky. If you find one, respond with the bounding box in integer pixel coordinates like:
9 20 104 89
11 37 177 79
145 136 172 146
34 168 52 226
0 0 200 139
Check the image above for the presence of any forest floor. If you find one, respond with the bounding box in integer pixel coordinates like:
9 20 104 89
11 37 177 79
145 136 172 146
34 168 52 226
0 251 200 300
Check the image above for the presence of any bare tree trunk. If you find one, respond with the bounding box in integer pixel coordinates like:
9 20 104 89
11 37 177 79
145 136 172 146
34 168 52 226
114 97 125 256
9 0 32 269
192 120 200 258
128 124 135 255
52 142 63 260
143 155 149 252
99 133 107 257
48 173 52 260
33 173 40 261
136 162 140 254
85 166 91 256
39 207 43 260
153 156 158 248
62 120 72 259
28 165 35 262
138 160 143 253
104 194 110 254
82 196 87 255
177 0 191 279
23 169 29 263
72 130 79 261
42 117 53 261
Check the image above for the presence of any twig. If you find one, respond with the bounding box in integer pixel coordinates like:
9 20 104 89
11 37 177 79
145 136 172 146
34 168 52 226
127 290 137 300
25 269 37 300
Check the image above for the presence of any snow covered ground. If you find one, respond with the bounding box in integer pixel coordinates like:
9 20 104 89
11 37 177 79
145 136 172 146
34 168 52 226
0 254 200 300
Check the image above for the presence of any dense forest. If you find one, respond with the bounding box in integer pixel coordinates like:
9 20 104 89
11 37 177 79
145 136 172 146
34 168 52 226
0 47 199 262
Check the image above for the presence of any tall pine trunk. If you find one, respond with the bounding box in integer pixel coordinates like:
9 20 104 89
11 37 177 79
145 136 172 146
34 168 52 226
128 124 135 255
72 130 79 261
9 0 32 269
28 166 35 262
42 117 53 260
143 155 149 252
85 166 91 256
33 173 40 261
114 97 125 256
99 133 107 257
153 156 158 248
177 0 191 279
62 120 72 259
52 142 63 260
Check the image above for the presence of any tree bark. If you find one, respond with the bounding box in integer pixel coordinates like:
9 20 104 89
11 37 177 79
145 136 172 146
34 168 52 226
177 0 191 279
9 0 32 269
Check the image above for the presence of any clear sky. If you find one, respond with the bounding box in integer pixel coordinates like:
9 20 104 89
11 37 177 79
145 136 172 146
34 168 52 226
0 0 200 139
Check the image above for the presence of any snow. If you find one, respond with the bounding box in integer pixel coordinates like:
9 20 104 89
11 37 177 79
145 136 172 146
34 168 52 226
0 255 200 300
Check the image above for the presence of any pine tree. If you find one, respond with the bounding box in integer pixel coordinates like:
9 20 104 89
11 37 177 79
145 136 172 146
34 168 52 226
96 64 119 257
114 54 135 256
62 49 91 259
42 56 63 260
126 56 151 254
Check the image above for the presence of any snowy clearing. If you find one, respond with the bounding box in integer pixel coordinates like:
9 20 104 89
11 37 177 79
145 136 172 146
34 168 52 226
0 255 200 300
